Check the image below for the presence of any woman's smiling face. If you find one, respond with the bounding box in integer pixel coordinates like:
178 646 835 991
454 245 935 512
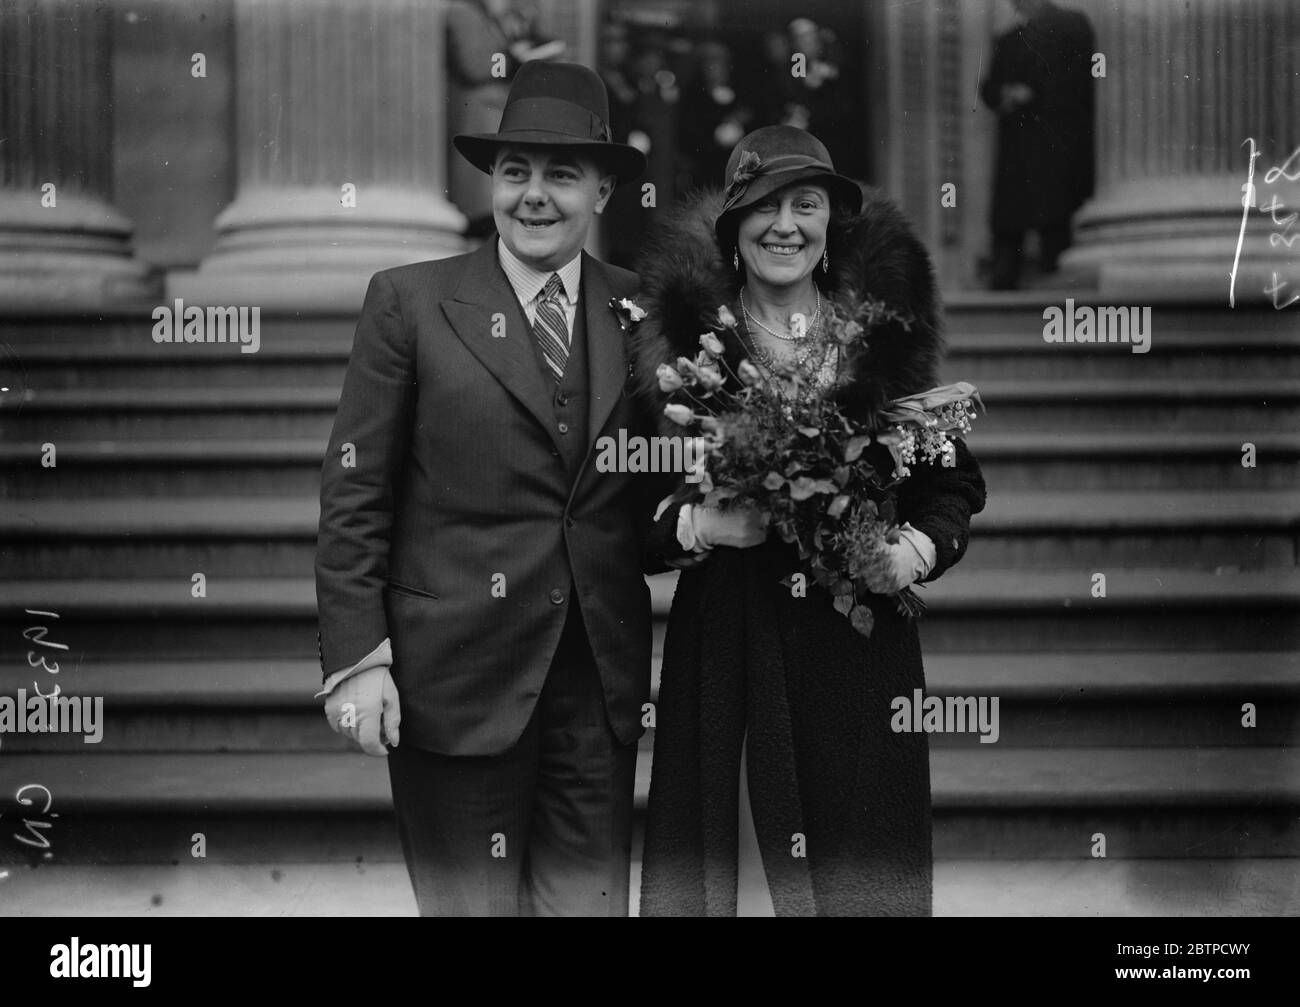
736 183 831 289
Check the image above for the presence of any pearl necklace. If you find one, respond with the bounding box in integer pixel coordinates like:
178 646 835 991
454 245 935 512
740 285 821 341
740 311 828 372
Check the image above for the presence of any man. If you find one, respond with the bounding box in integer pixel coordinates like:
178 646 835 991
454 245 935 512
314 62 654 916
980 0 1096 289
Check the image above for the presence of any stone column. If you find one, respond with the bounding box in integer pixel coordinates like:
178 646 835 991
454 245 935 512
0 0 156 310
1062 0 1300 305
876 0 975 288
171 0 467 312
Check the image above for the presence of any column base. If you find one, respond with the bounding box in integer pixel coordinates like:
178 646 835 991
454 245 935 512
169 186 469 312
1061 175 1300 306
0 191 160 311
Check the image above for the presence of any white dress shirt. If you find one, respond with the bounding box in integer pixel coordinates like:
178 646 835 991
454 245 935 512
496 237 582 339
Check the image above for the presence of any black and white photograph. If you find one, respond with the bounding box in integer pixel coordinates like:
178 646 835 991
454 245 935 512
0 0 1296 950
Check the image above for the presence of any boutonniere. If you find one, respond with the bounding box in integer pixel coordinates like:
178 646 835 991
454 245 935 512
609 296 647 330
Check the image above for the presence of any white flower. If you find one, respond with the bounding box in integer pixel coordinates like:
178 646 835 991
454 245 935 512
618 298 647 322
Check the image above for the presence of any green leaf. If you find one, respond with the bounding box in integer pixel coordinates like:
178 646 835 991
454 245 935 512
762 471 786 491
849 605 875 637
832 594 854 616
789 476 838 501
798 426 821 438
844 435 873 462
830 578 855 597
827 494 851 519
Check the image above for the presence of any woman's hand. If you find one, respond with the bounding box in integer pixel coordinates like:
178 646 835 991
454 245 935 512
682 503 770 551
863 524 936 594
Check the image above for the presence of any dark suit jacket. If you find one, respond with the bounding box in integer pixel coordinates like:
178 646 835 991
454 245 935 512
315 241 656 756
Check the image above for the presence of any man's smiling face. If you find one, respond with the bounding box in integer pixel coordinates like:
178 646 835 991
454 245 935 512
491 146 615 271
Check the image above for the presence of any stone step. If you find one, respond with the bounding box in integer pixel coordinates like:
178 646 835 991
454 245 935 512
943 297 1298 337
1 687 1291 753
2 651 1294 752
964 378 1300 431
4 376 1298 440
1 568 1296 658
2 430 1296 500
2 856 1292 915
7 650 1293 707
0 749 1293 867
944 323 1300 381
0 386 339 440
931 858 1300 916
5 490 1295 578
0 332 353 391
2 306 1295 394
3 747 1295 812
4 805 1293 868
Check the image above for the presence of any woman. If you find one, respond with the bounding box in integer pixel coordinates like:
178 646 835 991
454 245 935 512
632 126 987 916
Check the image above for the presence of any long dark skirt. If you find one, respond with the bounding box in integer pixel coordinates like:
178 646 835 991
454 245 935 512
640 539 933 917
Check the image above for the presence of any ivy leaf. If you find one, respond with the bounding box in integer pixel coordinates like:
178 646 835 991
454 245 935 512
762 471 786 491
849 604 876 637
833 594 854 616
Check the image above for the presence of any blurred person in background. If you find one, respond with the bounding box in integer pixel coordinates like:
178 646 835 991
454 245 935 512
678 41 754 190
781 19 846 157
447 0 566 236
599 20 650 267
980 0 1095 289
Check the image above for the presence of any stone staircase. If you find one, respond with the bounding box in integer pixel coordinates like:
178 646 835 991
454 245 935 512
0 299 1296 916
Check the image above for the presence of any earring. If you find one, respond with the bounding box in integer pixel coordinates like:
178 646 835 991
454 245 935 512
733 249 740 270
822 249 830 273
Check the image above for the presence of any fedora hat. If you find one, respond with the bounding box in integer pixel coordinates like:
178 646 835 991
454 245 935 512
714 125 862 240
454 61 646 183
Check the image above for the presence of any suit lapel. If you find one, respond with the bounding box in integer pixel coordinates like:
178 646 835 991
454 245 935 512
581 252 629 452
440 242 561 450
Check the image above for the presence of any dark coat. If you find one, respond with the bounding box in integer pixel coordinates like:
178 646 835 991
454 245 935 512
630 187 987 916
316 242 659 756
980 1 1096 230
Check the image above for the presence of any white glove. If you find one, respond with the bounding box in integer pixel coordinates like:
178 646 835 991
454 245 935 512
324 664 401 756
862 523 936 593
679 503 769 551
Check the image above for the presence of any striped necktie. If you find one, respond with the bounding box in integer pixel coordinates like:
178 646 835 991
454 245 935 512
532 273 570 382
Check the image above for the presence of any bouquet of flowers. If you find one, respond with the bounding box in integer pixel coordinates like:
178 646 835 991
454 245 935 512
656 297 981 638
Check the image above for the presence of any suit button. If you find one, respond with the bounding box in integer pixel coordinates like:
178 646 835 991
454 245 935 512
549 588 565 605
556 393 569 406
565 517 575 529
558 422 569 434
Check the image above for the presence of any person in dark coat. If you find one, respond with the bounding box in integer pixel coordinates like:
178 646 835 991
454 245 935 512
980 0 1096 289
677 41 753 191
630 126 987 916
316 62 656 917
